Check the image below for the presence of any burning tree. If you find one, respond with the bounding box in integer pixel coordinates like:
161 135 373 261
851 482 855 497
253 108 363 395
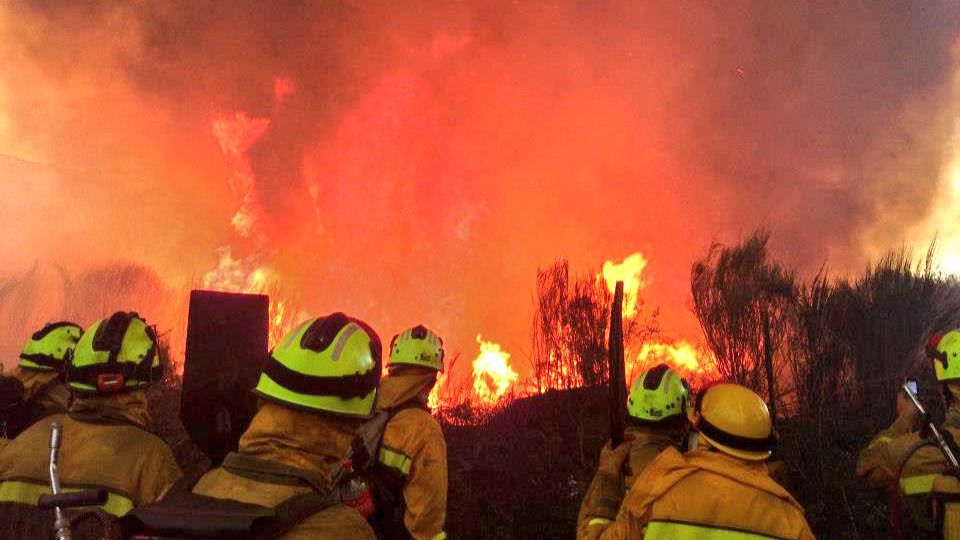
690 231 796 421
531 258 658 391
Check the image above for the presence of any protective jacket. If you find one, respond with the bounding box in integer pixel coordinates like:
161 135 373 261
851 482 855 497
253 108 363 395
0 367 70 441
577 425 684 538
0 390 181 516
191 401 376 540
582 447 815 540
13 366 71 418
373 371 447 540
856 405 960 535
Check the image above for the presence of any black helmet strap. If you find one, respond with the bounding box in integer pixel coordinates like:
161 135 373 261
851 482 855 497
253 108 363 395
31 321 81 342
643 363 670 391
261 354 380 399
695 416 776 454
92 312 137 365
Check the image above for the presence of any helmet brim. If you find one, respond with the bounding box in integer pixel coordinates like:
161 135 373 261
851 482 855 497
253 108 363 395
253 373 377 419
700 432 771 461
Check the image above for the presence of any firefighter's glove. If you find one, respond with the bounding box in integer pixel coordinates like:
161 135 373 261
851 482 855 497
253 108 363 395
597 440 631 476
583 441 631 523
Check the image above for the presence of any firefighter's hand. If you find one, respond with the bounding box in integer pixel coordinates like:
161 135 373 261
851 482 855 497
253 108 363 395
897 393 919 426
597 441 631 475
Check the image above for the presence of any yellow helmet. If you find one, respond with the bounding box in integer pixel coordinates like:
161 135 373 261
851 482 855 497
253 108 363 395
66 312 161 395
927 330 960 381
627 364 689 422
19 322 83 372
693 383 774 461
388 325 444 372
255 313 382 418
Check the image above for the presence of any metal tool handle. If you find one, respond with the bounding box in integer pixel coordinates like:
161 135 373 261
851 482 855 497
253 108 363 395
903 383 960 474
38 490 108 510
48 423 71 540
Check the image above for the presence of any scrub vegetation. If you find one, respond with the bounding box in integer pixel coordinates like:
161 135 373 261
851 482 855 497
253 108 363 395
4 231 960 538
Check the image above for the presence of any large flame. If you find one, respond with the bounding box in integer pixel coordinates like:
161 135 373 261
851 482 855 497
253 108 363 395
601 253 648 316
471 335 519 405
629 340 715 387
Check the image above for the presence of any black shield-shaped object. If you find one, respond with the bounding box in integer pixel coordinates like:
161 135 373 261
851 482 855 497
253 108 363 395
182 290 269 465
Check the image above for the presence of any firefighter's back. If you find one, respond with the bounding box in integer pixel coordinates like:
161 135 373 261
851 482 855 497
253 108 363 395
633 448 811 539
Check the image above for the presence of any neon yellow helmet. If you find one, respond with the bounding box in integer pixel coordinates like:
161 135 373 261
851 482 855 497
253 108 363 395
388 325 444 372
693 383 774 461
255 312 382 418
627 363 689 422
928 330 960 381
66 312 162 395
19 322 83 372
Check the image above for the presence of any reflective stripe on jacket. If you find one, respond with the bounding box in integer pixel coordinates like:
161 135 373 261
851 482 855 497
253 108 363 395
0 392 181 516
583 448 815 540
375 371 448 540
643 520 787 539
856 407 960 534
191 400 376 540
577 426 685 539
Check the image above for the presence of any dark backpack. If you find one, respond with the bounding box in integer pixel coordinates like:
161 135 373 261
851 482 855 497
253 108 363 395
121 470 339 540
122 411 396 540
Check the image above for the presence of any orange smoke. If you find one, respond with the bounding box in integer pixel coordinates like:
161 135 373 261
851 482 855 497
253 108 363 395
5 1 947 400
202 100 301 348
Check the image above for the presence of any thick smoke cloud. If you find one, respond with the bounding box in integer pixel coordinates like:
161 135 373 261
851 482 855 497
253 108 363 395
1 1 958 375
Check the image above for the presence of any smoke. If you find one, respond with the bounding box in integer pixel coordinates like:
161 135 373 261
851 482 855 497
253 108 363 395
1 1 959 377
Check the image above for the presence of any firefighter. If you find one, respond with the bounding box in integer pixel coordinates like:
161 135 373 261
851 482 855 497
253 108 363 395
857 330 960 537
0 322 82 443
370 325 448 540
583 383 815 540
577 363 690 539
0 312 181 517
187 312 382 539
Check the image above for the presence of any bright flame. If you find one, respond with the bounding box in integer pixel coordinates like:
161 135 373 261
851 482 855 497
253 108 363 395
628 340 715 387
472 335 518 405
601 252 648 316
427 370 447 410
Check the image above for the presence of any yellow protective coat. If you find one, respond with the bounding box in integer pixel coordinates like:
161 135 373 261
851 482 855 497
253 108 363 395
856 405 960 533
577 425 685 538
13 366 71 418
0 391 181 516
376 370 448 540
192 401 376 540
583 448 816 540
